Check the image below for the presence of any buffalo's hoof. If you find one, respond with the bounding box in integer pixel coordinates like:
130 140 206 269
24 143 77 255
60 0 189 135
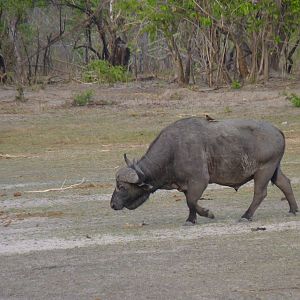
183 221 196 226
207 211 215 219
239 217 252 222
289 210 298 216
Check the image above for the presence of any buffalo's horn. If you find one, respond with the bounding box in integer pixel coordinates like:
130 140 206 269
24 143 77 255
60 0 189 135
119 168 139 184
133 161 145 182
124 153 132 167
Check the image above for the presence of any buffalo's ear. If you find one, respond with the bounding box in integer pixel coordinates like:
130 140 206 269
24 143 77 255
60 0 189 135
124 153 132 167
118 167 140 184
138 182 153 191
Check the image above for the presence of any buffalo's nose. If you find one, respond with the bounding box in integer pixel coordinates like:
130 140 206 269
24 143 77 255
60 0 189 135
111 202 117 210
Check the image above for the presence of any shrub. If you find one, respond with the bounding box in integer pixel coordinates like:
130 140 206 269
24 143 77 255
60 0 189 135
231 80 241 89
15 84 27 102
287 93 300 107
83 60 129 84
73 90 93 106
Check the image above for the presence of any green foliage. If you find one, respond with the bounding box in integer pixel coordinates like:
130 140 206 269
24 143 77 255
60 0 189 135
199 17 212 27
83 60 129 84
0 0 45 41
117 0 196 38
0 0 35 13
198 0 300 39
231 80 241 89
287 93 300 107
1 0 300 86
73 90 94 106
116 0 300 84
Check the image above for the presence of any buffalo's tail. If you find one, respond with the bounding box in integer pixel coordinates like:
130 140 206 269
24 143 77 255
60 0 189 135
271 165 280 184
271 129 285 185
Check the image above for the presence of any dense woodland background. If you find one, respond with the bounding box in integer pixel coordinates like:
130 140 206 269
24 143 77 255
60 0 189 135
0 0 300 87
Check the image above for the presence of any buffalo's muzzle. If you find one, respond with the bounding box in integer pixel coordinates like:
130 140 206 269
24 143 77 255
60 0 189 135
110 201 124 210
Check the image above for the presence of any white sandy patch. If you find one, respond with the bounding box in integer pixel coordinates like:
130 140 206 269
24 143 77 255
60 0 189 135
0 220 299 255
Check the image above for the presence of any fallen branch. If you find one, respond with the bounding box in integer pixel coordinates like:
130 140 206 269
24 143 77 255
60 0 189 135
25 178 86 193
0 154 31 159
71 77 97 84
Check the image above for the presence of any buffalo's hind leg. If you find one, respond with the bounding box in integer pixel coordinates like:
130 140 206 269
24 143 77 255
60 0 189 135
184 180 214 226
241 166 276 221
272 168 298 214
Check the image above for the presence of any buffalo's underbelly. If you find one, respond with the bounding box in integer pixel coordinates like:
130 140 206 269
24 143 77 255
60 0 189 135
211 175 254 189
208 153 258 187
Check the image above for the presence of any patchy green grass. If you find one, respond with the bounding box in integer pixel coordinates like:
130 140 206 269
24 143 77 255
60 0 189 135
286 92 300 107
0 110 160 155
1 85 299 191
231 80 241 89
73 90 94 106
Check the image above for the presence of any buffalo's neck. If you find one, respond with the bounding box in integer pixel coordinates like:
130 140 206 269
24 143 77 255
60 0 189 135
137 153 172 192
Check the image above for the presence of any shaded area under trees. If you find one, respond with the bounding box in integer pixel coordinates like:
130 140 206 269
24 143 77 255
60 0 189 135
0 0 299 86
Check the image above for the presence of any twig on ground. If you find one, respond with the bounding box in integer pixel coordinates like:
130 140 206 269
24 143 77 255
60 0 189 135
25 178 86 193
60 178 67 189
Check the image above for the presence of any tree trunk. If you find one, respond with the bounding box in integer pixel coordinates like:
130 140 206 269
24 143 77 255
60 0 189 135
184 38 192 85
84 26 90 64
286 38 300 73
270 0 288 71
249 32 258 82
109 33 117 65
34 29 40 79
97 24 110 60
8 17 24 83
263 42 269 81
168 34 185 84
174 45 185 84
236 43 249 79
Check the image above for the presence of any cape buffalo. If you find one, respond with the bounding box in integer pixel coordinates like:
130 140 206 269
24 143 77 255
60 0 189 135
110 117 298 225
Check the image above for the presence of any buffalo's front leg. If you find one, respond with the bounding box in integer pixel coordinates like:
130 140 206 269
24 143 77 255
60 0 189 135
184 180 214 225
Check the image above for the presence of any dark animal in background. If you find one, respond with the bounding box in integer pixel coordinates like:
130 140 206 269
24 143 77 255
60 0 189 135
111 117 298 225
110 37 130 67
0 54 7 83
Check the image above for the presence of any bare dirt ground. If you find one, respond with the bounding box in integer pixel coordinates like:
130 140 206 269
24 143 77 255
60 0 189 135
0 79 300 299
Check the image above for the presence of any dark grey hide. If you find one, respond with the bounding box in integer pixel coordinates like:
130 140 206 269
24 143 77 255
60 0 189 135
110 117 298 224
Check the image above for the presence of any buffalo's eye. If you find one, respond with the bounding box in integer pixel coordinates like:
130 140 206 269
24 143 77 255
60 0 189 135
117 184 126 191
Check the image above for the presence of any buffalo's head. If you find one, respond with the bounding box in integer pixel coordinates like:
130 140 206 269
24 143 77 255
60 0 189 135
110 154 153 210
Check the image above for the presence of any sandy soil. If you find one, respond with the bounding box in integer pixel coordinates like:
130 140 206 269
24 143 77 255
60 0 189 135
0 79 300 299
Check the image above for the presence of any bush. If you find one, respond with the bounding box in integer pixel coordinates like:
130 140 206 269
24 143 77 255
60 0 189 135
15 84 26 102
73 90 93 106
287 93 300 107
83 60 129 84
231 80 241 89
